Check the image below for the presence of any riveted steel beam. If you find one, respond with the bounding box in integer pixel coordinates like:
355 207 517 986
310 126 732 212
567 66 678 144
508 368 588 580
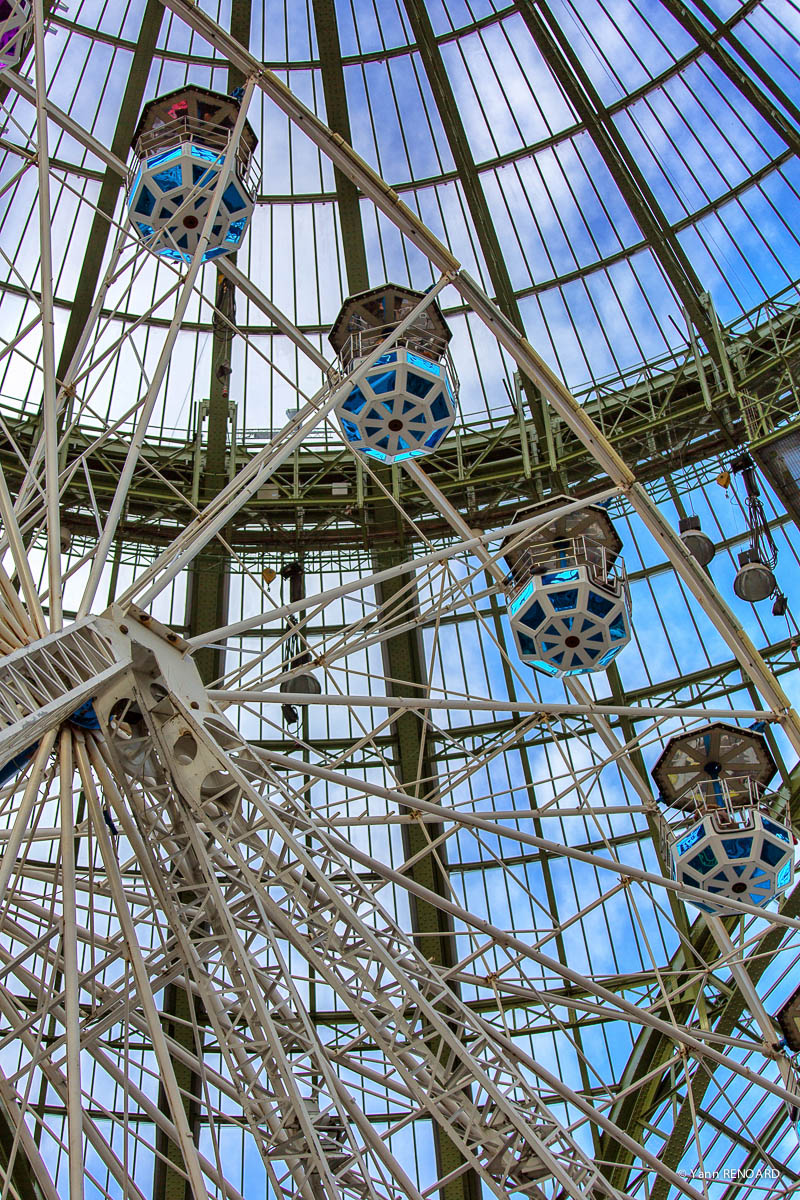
186 269 237 686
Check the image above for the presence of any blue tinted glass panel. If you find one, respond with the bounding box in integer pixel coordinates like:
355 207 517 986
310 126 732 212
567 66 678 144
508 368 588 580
597 648 620 666
373 352 397 366
152 166 182 192
762 817 790 843
509 581 534 617
722 837 752 860
191 145 219 162
147 148 181 169
430 394 449 421
676 825 704 856
342 386 368 415
192 164 216 187
341 419 361 442
517 631 536 657
520 599 545 630
425 427 447 448
777 862 792 888
136 222 155 238
408 351 439 374
222 181 247 213
368 370 395 394
134 186 156 217
587 590 614 619
609 612 627 640
761 840 786 867
406 372 434 399
542 569 579 585
533 659 559 675
225 218 247 244
551 588 579 611
688 847 717 874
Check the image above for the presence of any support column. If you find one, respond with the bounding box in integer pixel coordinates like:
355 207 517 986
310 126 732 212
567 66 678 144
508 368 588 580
371 498 481 1200
155 8 251 1200
186 269 237 685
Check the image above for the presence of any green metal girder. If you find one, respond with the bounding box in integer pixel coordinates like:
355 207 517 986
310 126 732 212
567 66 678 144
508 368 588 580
401 0 529 333
22 285 800 551
311 0 369 293
186 268 237 685
482 584 600 1145
514 0 714 346
657 0 800 161
307 3 483 1190
401 0 546 434
152 982 205 1200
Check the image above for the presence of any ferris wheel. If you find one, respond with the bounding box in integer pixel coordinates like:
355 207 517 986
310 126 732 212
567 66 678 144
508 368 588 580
0 3 799 1200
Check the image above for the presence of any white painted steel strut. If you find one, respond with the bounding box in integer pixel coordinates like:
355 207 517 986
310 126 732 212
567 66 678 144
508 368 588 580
0 611 634 1200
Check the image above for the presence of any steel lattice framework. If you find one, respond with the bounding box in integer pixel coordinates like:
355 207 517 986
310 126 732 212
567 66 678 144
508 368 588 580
0 3 800 1200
